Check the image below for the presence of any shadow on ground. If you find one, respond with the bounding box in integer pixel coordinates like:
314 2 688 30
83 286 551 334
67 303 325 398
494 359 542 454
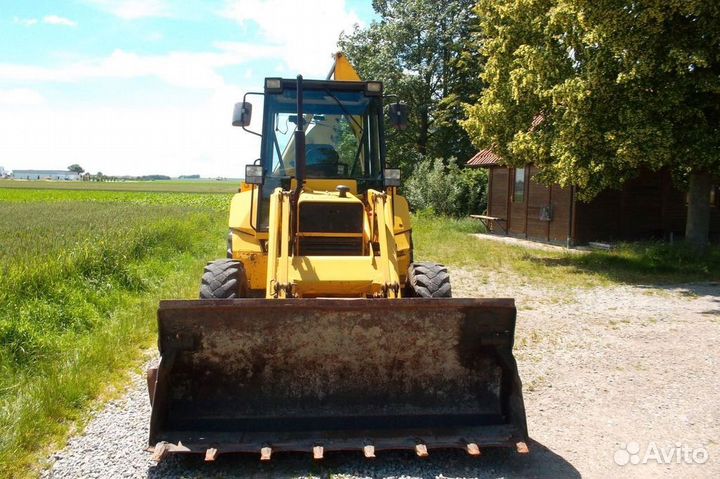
527 253 720 287
147 439 580 479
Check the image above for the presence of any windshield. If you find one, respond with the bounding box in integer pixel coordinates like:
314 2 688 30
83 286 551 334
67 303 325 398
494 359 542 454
262 88 382 180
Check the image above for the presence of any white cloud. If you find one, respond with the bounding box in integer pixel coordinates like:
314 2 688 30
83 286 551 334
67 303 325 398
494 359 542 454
43 15 78 27
83 0 171 20
0 86 261 177
222 0 362 77
0 44 275 89
13 17 38 26
0 88 45 106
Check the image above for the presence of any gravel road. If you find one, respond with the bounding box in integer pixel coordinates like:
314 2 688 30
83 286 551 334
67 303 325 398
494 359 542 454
42 269 720 479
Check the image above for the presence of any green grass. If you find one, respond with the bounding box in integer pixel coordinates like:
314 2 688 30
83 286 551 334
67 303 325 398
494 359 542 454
413 213 720 286
0 179 240 194
0 187 232 208
0 187 229 478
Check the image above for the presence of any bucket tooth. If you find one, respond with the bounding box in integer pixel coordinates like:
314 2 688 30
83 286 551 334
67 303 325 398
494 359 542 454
204 448 218 462
151 442 170 462
415 444 428 457
466 443 481 456
313 446 324 460
260 447 272 461
516 441 529 454
363 445 375 458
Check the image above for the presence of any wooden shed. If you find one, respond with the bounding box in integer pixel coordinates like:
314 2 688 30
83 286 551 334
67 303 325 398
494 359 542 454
466 149 720 245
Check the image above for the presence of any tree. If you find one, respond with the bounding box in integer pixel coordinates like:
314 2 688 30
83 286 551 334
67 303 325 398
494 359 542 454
404 157 487 216
462 0 720 247
67 164 84 174
338 0 484 174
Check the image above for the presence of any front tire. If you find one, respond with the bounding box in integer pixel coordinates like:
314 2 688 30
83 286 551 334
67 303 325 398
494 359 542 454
200 259 248 299
406 262 452 298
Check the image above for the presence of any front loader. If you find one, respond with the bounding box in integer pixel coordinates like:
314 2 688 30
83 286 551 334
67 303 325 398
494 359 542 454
146 53 528 461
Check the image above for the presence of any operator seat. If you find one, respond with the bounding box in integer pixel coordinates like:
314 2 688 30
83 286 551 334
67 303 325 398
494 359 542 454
306 144 341 177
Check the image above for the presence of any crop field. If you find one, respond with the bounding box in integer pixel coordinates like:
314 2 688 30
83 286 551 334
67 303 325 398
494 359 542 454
0 179 240 194
0 184 230 477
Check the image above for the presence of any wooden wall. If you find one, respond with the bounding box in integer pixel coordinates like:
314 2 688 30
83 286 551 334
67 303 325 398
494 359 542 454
488 167 508 221
574 169 698 243
487 166 571 244
485 166 719 244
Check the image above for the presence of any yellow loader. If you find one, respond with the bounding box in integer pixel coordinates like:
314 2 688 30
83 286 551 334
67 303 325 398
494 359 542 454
146 53 528 461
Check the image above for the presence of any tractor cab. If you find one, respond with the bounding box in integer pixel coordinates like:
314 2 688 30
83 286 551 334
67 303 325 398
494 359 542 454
233 77 406 230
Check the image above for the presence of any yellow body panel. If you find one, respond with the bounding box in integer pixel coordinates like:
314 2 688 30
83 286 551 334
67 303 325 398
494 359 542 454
293 178 358 195
228 186 260 236
227 181 413 298
332 52 362 81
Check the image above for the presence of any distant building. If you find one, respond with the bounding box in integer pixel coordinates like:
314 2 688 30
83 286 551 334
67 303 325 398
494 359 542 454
0 166 6 178
11 169 81 181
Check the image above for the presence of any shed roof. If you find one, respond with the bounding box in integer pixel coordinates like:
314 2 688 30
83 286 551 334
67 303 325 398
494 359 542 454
466 114 545 168
466 149 502 167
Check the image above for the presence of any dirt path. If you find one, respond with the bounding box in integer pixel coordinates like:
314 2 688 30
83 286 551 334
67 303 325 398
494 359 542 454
43 269 720 478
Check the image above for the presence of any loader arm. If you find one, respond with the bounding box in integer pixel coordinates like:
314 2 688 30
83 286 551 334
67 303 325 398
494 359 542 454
265 186 402 298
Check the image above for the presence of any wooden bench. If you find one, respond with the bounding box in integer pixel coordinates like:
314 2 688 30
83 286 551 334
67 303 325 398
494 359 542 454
470 214 507 234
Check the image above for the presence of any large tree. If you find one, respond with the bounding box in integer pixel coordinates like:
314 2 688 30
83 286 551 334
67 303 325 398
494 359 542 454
339 0 484 173
462 0 720 247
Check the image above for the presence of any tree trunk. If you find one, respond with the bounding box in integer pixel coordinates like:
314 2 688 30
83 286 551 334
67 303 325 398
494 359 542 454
417 107 428 155
685 171 712 249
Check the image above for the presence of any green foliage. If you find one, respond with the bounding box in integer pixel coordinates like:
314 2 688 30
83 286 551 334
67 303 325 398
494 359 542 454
404 158 487 216
462 0 720 193
0 188 227 477
339 0 484 173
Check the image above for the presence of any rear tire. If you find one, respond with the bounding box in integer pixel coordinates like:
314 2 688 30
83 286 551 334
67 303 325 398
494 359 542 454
200 259 248 299
406 262 452 298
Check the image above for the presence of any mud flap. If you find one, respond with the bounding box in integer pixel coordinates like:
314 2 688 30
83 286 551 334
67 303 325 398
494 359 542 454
148 298 528 457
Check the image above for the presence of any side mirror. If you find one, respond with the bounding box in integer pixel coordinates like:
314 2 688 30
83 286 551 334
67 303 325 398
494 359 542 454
232 102 252 127
389 102 408 130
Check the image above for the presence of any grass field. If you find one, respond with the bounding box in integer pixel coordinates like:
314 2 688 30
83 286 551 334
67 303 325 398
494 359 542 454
0 184 230 477
0 179 240 194
413 213 720 286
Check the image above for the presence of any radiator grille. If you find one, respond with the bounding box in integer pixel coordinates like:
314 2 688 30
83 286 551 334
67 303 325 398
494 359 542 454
299 203 363 233
298 237 363 256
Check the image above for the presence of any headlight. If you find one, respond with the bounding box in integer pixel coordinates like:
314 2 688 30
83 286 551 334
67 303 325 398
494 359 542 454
245 165 264 185
366 81 383 96
264 78 282 93
384 168 401 187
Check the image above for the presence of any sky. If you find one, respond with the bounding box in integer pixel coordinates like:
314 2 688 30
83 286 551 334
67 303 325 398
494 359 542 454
0 0 375 177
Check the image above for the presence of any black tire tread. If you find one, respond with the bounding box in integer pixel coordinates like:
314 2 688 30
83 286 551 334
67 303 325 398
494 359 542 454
200 259 247 299
407 262 452 298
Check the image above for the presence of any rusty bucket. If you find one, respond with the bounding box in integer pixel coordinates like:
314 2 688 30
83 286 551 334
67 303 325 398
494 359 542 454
147 298 528 460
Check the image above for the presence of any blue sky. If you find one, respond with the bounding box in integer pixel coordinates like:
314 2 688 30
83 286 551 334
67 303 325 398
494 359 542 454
0 0 375 177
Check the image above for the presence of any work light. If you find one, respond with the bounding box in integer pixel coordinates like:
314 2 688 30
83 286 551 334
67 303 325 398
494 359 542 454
264 78 282 93
384 168 401 187
366 81 383 95
245 165 264 185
